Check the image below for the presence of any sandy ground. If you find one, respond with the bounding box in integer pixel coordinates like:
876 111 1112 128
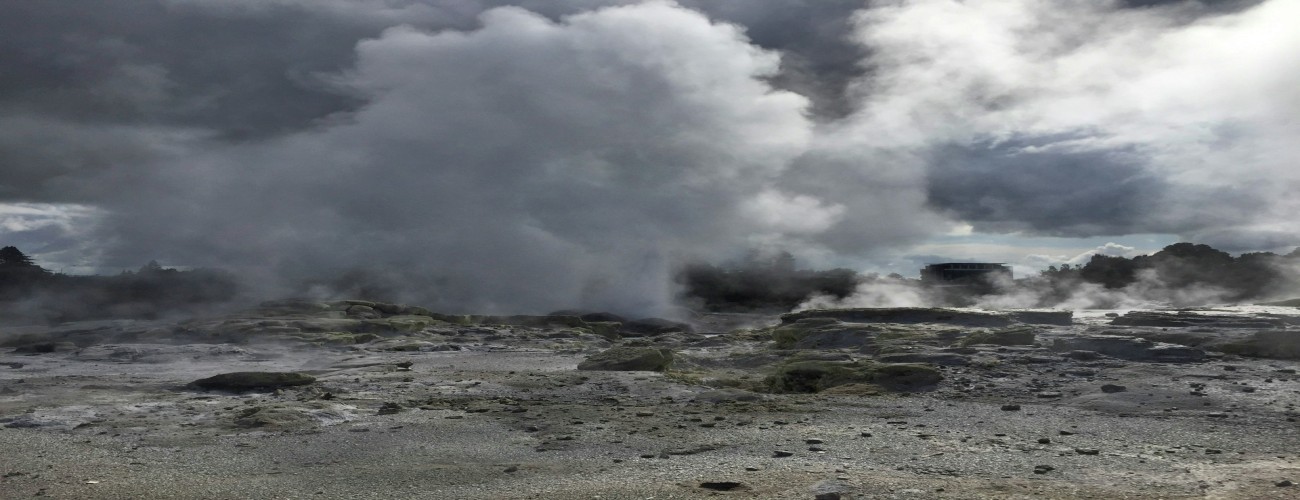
2 305 1299 499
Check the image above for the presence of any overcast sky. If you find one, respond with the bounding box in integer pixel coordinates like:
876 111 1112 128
1 0 1295 313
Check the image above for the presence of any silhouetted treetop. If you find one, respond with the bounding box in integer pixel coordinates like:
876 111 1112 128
0 246 39 268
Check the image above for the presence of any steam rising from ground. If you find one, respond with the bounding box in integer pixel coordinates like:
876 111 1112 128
801 260 1300 313
2 1 1298 315
105 3 820 315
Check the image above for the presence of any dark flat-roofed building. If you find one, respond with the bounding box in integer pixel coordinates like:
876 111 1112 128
921 262 1012 284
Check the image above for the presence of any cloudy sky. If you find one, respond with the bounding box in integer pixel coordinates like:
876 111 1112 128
1 0 1296 313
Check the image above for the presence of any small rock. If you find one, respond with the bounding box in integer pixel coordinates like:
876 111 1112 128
1075 448 1100 455
1001 404 1022 411
773 450 794 458
376 402 403 415
698 481 745 492
1033 465 1055 474
1205 449 1223 454
1276 480 1293 487
1037 438 1051 444
805 438 825 444
1101 384 1127 393
1036 392 1062 398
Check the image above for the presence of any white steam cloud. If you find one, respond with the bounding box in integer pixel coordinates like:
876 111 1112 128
97 2 822 315
2 0 1297 315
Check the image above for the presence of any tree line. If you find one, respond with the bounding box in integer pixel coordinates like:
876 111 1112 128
677 251 858 311
0 246 240 323
679 243 1300 312
1039 242 1300 302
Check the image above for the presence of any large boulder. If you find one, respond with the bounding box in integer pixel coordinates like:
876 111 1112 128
473 315 587 329
1111 310 1288 328
875 351 971 366
959 326 1038 346
577 347 674 371
1215 331 1300 360
620 318 693 337
783 307 1071 327
190 371 316 392
763 360 941 393
1050 335 1205 362
782 308 1012 327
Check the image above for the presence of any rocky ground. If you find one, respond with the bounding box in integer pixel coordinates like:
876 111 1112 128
2 301 1299 499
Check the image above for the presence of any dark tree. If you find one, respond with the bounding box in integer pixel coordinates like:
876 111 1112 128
0 246 38 268
1080 254 1138 289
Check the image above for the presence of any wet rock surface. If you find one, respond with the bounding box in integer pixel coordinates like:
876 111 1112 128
0 303 1298 498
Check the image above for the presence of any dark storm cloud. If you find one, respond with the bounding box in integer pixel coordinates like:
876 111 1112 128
0 0 1297 314
925 141 1168 236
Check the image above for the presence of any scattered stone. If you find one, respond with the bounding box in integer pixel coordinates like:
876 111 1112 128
1001 404 1021 411
1276 480 1293 487
377 402 403 415
1033 465 1055 474
1101 384 1128 393
1036 392 1063 398
232 406 313 429
805 438 825 444
1075 448 1100 455
772 450 794 458
1038 438 1051 444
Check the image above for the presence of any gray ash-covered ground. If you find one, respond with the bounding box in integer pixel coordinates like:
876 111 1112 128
1 301 1299 499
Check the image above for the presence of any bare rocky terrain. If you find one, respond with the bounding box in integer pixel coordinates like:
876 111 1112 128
2 301 1299 499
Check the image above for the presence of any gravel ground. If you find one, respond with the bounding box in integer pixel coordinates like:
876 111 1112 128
2 306 1299 499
